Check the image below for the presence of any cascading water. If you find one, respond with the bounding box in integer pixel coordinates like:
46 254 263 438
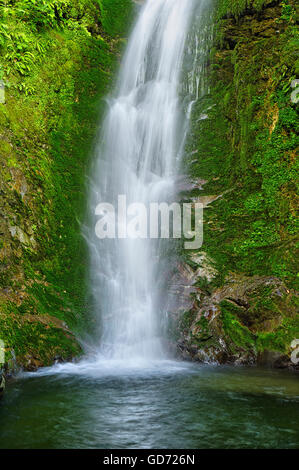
87 0 199 363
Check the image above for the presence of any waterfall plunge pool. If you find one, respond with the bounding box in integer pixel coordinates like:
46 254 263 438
0 362 298 449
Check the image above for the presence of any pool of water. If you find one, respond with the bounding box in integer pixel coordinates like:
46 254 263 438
0 360 298 449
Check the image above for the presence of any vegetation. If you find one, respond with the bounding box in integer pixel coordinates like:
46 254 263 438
0 0 297 370
187 0 298 287
0 0 132 370
218 0 274 18
182 0 299 363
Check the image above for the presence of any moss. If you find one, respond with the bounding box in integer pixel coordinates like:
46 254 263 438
181 0 299 363
98 0 133 37
256 317 299 352
0 0 133 369
180 309 197 331
220 301 256 350
186 0 298 289
0 312 82 367
218 0 279 18
220 299 299 356
193 316 215 343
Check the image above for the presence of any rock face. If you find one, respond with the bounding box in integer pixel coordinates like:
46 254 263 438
177 0 299 368
0 0 133 373
176 267 298 368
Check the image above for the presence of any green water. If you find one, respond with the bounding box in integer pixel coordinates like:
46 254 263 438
0 363 298 449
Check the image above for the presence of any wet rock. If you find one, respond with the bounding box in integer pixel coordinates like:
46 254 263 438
257 351 291 369
175 273 298 368
189 252 218 282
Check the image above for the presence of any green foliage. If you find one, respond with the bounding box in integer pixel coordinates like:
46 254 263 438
182 0 299 361
280 1 296 22
0 312 82 365
16 0 58 29
187 0 298 290
98 0 133 37
0 0 109 78
221 305 256 351
237 221 280 252
217 0 270 18
220 302 299 355
256 317 299 353
0 0 132 368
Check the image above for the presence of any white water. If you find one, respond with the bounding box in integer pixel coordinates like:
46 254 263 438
86 0 198 363
20 0 214 380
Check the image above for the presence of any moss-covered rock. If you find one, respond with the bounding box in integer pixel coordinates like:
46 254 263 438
0 0 133 372
178 0 299 367
178 273 298 367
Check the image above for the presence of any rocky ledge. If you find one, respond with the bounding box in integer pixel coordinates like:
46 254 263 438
173 267 299 369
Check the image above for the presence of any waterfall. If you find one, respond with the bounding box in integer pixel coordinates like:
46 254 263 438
86 0 207 364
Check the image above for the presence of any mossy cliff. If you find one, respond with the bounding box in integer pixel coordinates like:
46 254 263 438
178 0 299 367
0 0 132 372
